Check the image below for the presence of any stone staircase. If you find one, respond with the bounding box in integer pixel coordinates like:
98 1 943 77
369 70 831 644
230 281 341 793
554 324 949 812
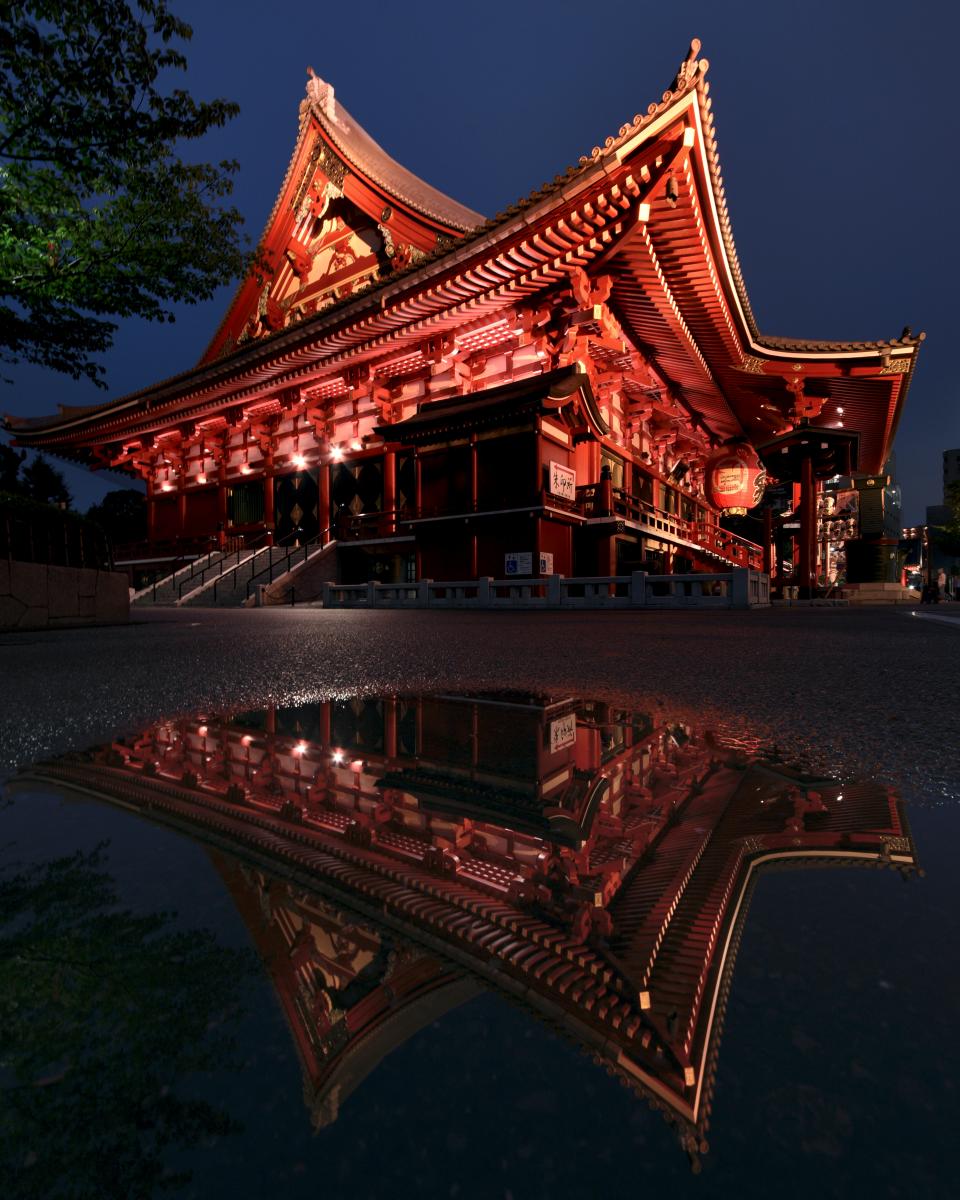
131 550 225 607
255 539 339 605
182 545 292 607
130 538 337 608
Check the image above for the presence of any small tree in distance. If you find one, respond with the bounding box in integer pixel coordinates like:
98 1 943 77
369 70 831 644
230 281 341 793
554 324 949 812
20 454 72 508
0 442 72 507
86 488 147 545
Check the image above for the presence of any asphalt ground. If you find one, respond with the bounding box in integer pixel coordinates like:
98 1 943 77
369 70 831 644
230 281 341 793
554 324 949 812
0 605 956 803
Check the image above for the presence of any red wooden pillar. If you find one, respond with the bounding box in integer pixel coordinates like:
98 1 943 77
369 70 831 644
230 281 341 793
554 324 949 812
470 434 478 578
264 453 275 545
799 454 816 598
146 478 157 545
383 697 398 760
414 450 422 579
383 449 396 534
320 461 331 541
176 481 187 546
587 440 601 486
217 470 228 547
763 504 774 579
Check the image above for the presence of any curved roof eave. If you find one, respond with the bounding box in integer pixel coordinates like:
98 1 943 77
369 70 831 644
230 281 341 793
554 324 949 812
310 81 484 233
3 40 923 451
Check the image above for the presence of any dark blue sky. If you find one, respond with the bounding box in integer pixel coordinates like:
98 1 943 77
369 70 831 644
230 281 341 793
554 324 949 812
4 0 956 523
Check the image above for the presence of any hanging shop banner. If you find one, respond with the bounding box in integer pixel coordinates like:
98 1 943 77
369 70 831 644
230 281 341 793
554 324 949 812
548 461 576 502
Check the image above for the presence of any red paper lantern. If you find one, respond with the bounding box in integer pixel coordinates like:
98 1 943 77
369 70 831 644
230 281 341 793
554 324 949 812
705 445 766 514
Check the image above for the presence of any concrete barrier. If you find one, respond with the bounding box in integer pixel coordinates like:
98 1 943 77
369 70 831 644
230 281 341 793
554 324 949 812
0 559 130 631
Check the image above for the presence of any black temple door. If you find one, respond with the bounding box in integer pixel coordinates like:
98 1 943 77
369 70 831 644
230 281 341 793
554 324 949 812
274 469 319 542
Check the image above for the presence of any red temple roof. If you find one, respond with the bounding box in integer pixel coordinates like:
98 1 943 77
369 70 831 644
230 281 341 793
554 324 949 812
303 72 483 233
3 41 922 477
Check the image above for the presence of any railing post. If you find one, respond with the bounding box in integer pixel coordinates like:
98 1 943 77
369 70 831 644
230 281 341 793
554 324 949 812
731 567 750 609
417 578 432 607
322 582 332 608
630 571 647 607
477 576 492 606
366 581 377 606
547 573 562 607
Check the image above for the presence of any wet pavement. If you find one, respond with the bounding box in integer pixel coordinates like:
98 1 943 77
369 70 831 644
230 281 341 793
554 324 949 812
1 606 957 802
1 608 958 1199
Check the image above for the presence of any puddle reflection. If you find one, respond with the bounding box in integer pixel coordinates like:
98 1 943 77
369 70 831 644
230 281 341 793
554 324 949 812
14 693 918 1171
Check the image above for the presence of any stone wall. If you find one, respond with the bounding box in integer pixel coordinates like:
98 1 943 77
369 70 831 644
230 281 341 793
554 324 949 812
257 543 339 605
0 559 130 631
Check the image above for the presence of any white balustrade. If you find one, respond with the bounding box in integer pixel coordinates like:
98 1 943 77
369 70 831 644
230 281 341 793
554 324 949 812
321 569 769 610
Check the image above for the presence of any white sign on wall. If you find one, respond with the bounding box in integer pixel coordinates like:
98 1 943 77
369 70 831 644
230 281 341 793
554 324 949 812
539 552 554 575
549 713 577 753
505 552 533 575
548 460 576 502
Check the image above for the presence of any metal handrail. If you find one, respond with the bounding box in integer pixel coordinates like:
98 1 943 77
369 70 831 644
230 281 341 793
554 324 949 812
178 546 247 601
245 527 334 601
134 547 219 602
204 541 280 603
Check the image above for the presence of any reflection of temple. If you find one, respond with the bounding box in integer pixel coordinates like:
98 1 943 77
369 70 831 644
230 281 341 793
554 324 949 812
209 849 480 1128
26 695 917 1161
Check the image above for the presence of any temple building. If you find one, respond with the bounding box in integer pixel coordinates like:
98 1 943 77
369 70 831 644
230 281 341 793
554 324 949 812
21 693 918 1163
4 42 922 597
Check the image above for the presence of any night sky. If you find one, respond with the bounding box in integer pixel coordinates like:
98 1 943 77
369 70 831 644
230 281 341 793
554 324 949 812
3 0 956 524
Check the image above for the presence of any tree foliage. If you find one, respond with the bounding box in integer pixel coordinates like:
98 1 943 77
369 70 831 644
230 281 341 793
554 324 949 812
0 0 248 386
931 480 960 560
0 440 24 491
20 453 71 507
0 838 257 1198
85 488 147 544
0 444 71 506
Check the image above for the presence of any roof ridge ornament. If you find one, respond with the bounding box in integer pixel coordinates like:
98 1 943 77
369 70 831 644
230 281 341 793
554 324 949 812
673 38 704 91
581 38 708 164
306 67 337 123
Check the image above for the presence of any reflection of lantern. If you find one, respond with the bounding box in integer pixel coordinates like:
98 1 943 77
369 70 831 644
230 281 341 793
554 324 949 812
705 445 766 514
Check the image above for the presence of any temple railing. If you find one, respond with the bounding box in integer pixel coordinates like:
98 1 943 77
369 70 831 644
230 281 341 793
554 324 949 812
693 522 763 571
130 546 223 603
577 484 696 545
322 569 769 611
576 485 763 571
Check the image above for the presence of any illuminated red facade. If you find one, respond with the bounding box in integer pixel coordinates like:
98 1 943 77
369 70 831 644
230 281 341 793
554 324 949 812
26 693 918 1161
5 43 921 592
